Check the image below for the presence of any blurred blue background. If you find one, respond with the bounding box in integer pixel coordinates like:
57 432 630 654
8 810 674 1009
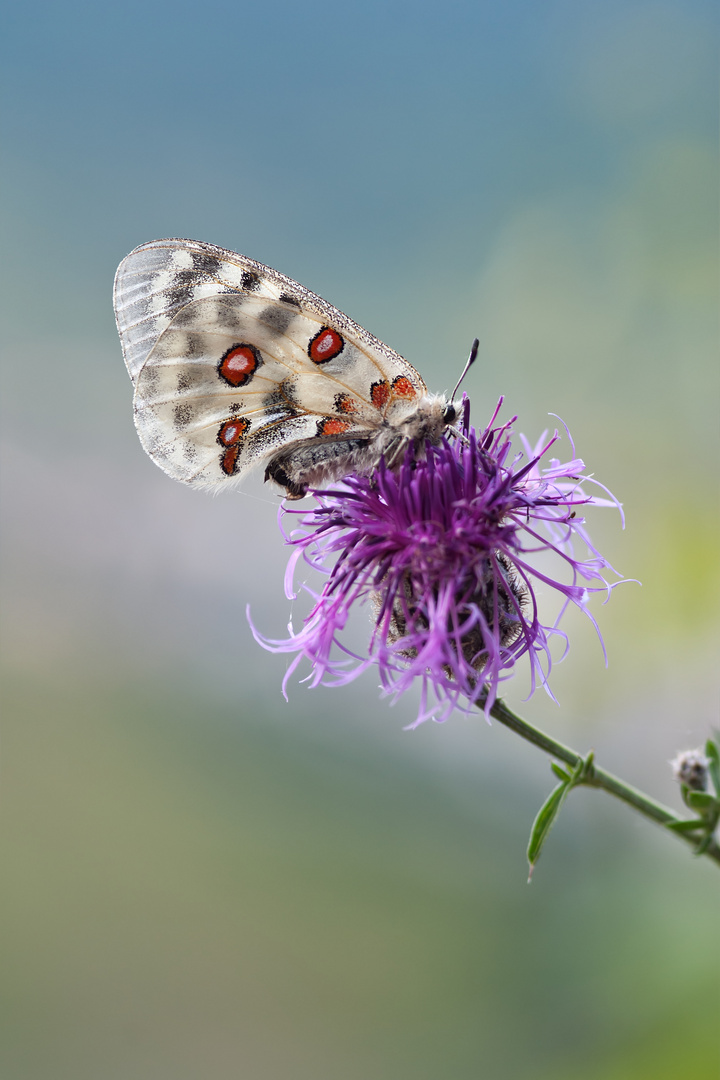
1 1 718 1077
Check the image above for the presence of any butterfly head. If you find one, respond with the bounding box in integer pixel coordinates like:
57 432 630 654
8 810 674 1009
394 392 455 444
390 337 477 450
443 402 458 425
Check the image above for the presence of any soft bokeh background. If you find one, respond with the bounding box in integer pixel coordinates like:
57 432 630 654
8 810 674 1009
1 1 718 1077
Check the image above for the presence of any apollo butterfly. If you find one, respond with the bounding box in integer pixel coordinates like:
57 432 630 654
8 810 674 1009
114 239 468 499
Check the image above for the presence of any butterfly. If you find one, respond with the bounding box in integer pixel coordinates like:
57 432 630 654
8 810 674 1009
114 238 470 499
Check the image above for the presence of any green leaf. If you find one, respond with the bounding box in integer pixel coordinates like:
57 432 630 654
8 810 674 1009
579 751 595 780
705 739 720 797
527 781 570 876
550 762 571 782
685 791 718 811
666 818 707 832
694 833 716 856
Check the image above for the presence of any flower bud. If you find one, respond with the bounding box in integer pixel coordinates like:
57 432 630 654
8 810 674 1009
671 749 709 791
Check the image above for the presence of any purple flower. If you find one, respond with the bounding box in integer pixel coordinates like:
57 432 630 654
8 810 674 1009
250 399 624 726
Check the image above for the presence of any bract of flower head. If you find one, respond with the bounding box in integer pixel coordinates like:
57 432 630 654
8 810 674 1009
250 398 624 726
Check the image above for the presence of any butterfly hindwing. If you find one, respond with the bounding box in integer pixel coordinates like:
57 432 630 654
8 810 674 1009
114 239 428 489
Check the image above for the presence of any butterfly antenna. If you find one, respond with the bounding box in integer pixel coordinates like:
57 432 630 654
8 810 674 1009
451 338 480 401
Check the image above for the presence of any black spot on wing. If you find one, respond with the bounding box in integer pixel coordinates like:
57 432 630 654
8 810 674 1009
162 255 229 315
279 292 301 308
171 295 243 333
165 269 200 312
211 294 246 331
258 304 297 335
241 270 261 292
173 403 193 429
201 295 235 327
191 252 222 277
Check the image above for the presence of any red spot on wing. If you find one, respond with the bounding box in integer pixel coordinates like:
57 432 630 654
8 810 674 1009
334 393 358 414
217 417 250 447
309 327 344 364
371 380 390 408
218 344 260 387
318 418 352 436
220 445 240 475
392 376 416 399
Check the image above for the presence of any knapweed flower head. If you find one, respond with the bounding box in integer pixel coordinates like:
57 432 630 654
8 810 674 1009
251 399 624 726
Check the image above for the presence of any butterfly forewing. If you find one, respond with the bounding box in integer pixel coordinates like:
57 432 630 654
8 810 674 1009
114 239 428 489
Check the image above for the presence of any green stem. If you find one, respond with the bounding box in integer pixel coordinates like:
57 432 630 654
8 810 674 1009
488 697 720 867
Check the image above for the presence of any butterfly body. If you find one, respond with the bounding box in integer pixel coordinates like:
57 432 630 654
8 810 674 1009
114 239 456 498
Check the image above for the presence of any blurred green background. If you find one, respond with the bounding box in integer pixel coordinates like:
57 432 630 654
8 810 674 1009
1 1 718 1077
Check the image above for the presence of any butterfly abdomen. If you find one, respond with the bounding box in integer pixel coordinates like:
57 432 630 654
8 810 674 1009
263 394 453 499
265 435 377 500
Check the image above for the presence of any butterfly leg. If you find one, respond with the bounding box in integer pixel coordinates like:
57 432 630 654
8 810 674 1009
382 435 412 471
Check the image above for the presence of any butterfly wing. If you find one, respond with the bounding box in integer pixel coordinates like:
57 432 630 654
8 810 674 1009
114 238 428 489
